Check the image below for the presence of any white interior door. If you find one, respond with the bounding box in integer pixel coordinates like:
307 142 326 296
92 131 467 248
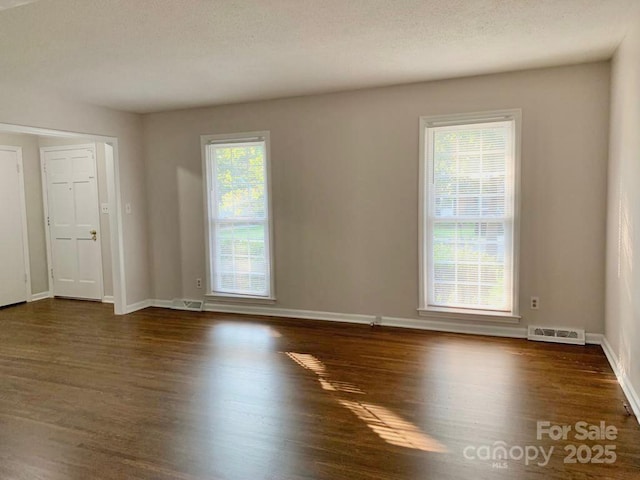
0 146 28 307
43 145 103 300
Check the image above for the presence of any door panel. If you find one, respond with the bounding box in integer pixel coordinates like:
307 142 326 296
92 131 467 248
0 147 27 307
53 239 74 283
51 182 74 226
78 240 99 281
44 146 103 300
74 182 94 225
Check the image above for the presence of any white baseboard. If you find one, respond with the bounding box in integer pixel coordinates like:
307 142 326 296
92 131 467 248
152 299 173 309
124 299 152 314
150 299 205 312
601 336 640 423
102 295 114 304
206 304 550 340
382 317 605 344
586 333 603 345
29 291 51 302
151 300 605 344
203 302 376 324
380 316 528 338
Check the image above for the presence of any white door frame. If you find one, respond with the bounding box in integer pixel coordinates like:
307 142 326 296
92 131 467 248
0 145 32 302
0 123 126 315
40 143 105 302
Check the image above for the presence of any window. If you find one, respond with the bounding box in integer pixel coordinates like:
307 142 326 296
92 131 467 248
202 131 274 299
419 111 520 319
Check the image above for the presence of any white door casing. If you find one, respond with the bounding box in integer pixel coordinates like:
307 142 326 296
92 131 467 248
0 146 30 307
42 145 104 300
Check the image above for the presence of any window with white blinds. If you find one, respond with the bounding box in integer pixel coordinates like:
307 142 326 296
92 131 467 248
203 132 274 298
420 112 520 315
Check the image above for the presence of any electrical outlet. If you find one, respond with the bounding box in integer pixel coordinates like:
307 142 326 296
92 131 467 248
531 296 539 310
196 278 202 289
101 203 109 214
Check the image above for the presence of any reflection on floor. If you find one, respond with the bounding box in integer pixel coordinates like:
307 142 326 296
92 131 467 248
0 299 639 480
286 352 447 453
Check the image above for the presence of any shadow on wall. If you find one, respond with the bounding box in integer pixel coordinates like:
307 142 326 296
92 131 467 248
177 166 207 298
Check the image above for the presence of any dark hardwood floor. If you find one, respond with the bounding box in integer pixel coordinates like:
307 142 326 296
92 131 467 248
0 299 638 479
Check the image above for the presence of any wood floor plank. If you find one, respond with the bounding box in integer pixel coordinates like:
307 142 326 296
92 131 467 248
0 299 638 479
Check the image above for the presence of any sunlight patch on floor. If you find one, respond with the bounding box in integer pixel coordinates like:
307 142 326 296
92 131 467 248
285 352 447 453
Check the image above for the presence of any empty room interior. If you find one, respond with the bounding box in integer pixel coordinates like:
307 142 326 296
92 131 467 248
2 1 640 479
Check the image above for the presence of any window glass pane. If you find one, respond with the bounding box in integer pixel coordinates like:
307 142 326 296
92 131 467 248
428 120 514 312
207 138 271 298
214 144 266 219
214 222 268 296
431 218 509 309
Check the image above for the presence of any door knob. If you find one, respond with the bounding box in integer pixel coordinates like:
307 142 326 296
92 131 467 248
90 230 97 241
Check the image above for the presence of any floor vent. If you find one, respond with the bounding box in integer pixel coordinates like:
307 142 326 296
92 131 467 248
527 325 585 345
171 299 204 312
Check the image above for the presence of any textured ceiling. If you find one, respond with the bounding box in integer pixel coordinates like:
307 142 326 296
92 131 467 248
0 0 637 113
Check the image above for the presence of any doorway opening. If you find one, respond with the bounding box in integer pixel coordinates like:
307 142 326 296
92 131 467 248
0 123 126 314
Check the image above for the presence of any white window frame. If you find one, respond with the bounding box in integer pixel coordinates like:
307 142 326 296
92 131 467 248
418 110 522 323
201 131 276 303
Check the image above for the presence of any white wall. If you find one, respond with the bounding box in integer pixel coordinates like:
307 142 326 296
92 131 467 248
144 62 610 332
605 18 640 410
0 86 150 307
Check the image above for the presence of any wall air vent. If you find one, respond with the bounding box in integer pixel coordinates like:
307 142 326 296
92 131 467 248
527 325 585 345
171 299 204 312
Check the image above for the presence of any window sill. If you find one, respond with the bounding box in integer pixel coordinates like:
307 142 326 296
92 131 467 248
205 293 276 305
418 307 521 324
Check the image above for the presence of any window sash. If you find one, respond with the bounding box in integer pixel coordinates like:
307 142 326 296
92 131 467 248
427 218 513 312
205 137 273 298
211 219 271 296
424 118 516 314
